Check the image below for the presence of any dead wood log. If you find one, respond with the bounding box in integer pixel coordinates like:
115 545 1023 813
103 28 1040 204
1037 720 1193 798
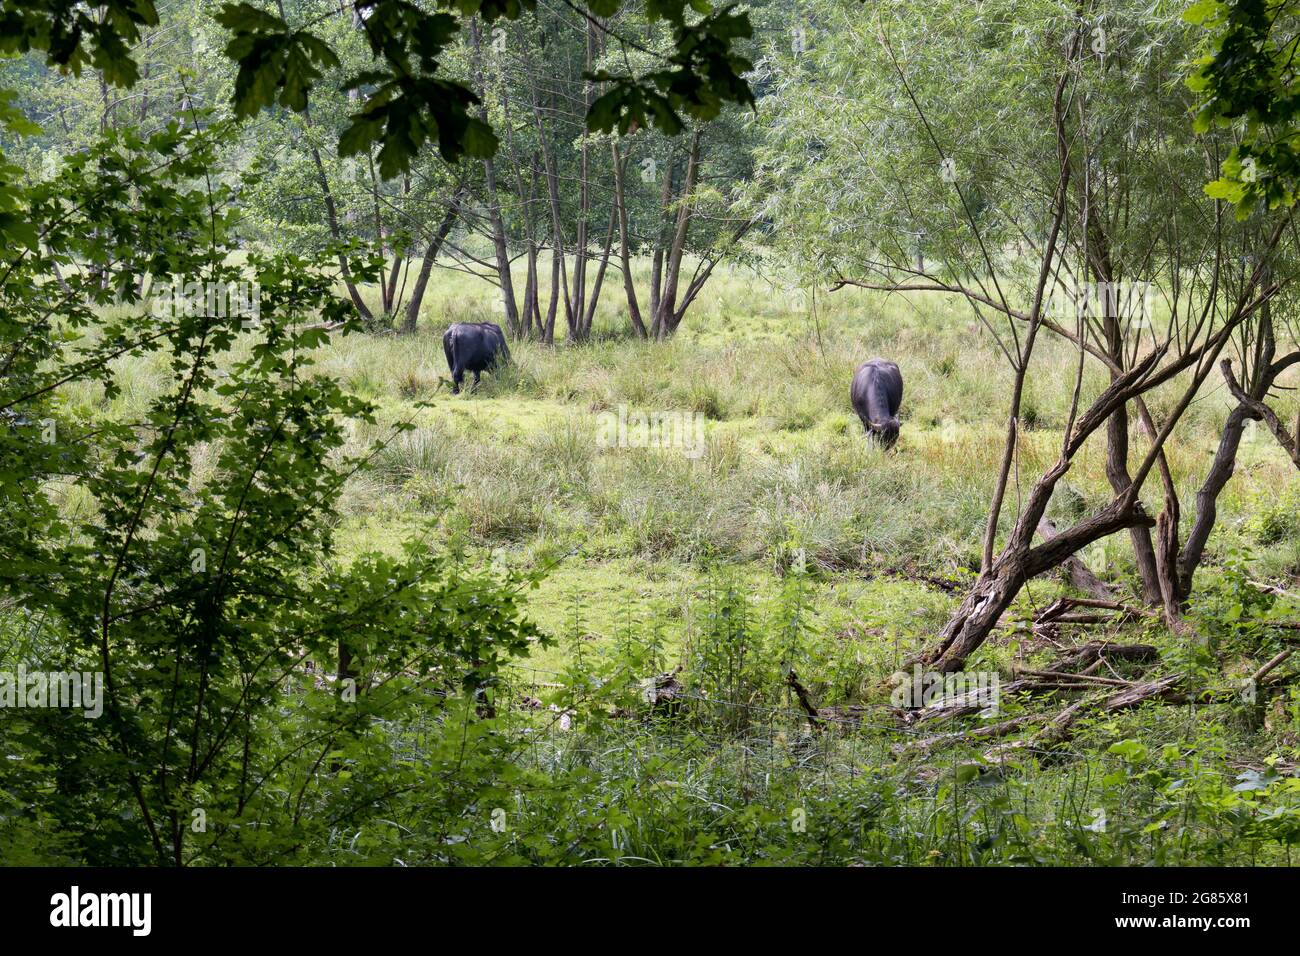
813 704 877 729
909 678 1029 724
300 320 349 334
905 670 1183 760
1057 598 1141 612
1251 648 1294 685
608 668 687 719
902 714 1039 757
1014 668 1132 687
1098 674 1186 709
1053 614 1119 625
913 642 1158 726
1230 758 1299 777
983 674 1185 762
1050 641 1159 670
786 670 880 731
912 659 1147 726
868 564 964 593
910 673 1120 724
1036 596 1151 626
1249 580 1300 602
1036 518 1117 600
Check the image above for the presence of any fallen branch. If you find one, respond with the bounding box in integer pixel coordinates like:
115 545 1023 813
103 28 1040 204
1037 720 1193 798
1014 668 1132 687
902 648 1171 757
1249 580 1300 602
904 714 1040 757
1036 596 1151 626
1051 641 1159 669
299 320 349 334
1253 649 1295 685
786 670 882 731
1036 518 1116 600
983 674 1186 762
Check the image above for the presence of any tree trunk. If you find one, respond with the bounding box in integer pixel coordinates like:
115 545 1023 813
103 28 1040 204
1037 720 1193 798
654 129 702 340
582 206 618 336
648 147 675 333
300 106 373 322
501 64 542 340
400 185 464 335
612 141 647 338
534 94 567 345
928 474 1155 672
471 19 520 337
567 22 597 341
368 152 395 315
1093 261 1164 604
380 173 411 316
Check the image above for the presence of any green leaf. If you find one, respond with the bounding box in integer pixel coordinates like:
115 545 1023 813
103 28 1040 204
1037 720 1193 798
1181 0 1223 25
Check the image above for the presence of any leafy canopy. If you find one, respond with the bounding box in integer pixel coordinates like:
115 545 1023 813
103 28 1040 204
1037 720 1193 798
1 0 755 177
1187 0 1300 215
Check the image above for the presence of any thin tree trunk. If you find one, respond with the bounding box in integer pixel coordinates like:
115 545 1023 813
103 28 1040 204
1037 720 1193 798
1089 232 1164 604
368 152 395 314
536 110 567 345
655 129 702 339
283 0 372 322
648 147 676 333
471 19 520 336
527 162 545 336
503 79 541 340
307 132 373 322
583 205 618 335
138 33 151 125
567 21 599 341
381 173 411 315
401 185 465 334
612 141 647 338
1161 269 1295 619
483 153 520 339
544 244 561 345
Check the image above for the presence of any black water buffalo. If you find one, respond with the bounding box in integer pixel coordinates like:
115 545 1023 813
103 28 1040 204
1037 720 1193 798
443 322 510 394
850 358 903 448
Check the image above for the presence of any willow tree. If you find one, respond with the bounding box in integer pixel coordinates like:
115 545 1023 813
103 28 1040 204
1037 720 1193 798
1189 0 1300 469
754 0 1297 668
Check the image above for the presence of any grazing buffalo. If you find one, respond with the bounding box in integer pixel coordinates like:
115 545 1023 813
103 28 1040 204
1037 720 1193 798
443 322 510 394
850 358 903 448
